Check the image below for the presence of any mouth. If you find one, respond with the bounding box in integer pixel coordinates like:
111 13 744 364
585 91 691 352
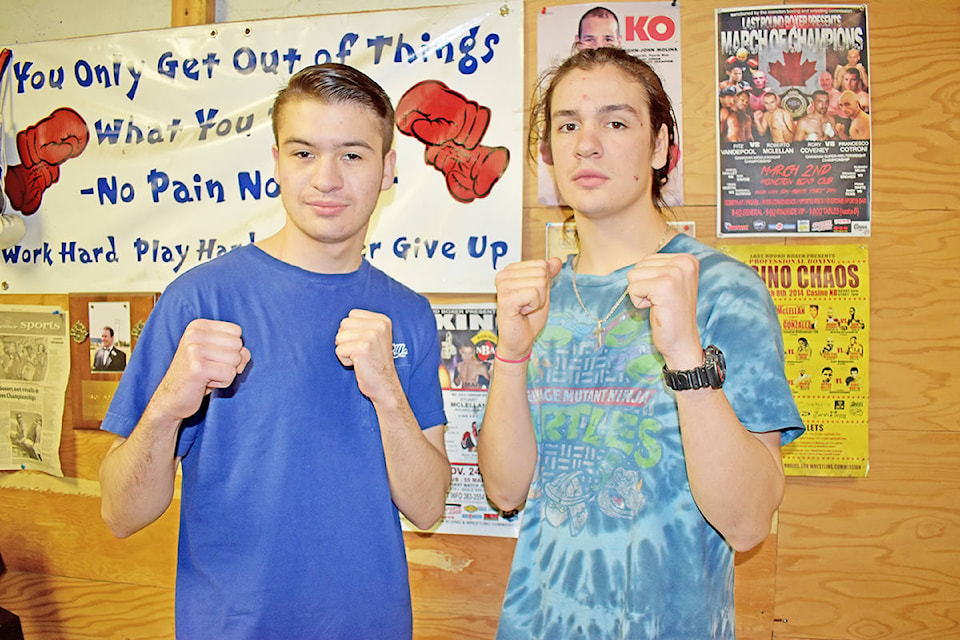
306 201 349 215
571 169 608 187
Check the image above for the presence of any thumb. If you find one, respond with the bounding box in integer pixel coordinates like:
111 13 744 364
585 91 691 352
546 257 563 279
237 347 252 374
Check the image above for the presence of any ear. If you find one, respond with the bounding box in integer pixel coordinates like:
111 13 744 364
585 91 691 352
540 139 554 166
272 145 280 182
380 149 397 191
652 123 669 171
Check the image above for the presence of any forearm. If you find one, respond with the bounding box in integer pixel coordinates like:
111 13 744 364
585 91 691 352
375 390 451 530
675 388 785 552
477 361 537 512
99 405 182 538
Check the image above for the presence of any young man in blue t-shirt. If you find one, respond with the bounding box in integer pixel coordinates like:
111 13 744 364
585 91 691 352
99 64 450 639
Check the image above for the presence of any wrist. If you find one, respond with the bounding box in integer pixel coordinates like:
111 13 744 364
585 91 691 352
662 344 706 371
663 345 726 391
494 348 532 365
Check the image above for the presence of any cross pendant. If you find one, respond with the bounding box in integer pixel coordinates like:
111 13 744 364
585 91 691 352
595 321 604 349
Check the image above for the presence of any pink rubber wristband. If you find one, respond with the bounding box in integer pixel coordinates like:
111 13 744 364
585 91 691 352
494 349 532 364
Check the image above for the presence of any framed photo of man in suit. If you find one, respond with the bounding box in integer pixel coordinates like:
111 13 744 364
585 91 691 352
88 301 130 373
68 293 157 429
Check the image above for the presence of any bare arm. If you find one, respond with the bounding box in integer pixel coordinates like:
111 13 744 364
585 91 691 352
335 310 450 530
99 319 251 538
477 258 561 512
627 254 786 551
674 389 785 551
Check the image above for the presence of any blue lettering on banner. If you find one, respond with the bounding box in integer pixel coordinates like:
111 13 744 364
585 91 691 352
1 238 118 266
146 169 225 204
376 235 509 270
10 27 504 103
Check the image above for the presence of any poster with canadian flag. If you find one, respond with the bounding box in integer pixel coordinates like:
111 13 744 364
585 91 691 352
716 5 871 237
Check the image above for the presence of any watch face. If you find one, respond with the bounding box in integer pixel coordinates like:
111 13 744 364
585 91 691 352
705 346 726 388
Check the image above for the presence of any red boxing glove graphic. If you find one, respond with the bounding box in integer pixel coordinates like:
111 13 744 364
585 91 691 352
425 141 509 204
16 107 89 169
396 80 490 150
4 162 60 216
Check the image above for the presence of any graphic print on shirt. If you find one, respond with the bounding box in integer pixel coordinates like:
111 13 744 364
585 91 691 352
528 305 668 537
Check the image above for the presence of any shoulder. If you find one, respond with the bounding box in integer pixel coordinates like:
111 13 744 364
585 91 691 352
669 234 776 319
170 245 259 287
365 261 432 313
159 245 265 309
668 234 763 290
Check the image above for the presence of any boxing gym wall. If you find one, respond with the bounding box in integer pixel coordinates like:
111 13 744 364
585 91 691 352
0 1 957 639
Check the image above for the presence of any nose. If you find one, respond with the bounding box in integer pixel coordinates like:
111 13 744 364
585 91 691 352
574 123 602 159
310 155 343 192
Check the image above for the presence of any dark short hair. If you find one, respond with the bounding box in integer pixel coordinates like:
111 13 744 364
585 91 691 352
530 47 678 209
102 326 115 337
843 68 863 83
578 7 619 38
272 63 394 154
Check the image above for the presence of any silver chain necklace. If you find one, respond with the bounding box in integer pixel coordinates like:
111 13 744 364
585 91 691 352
571 225 673 349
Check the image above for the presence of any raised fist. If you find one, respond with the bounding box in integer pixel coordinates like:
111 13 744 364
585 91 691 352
4 161 60 215
17 107 89 169
396 80 490 150
424 141 509 204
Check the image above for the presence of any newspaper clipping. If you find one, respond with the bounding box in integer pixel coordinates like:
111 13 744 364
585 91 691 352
722 245 869 477
1 304 70 476
717 5 871 236
402 304 520 537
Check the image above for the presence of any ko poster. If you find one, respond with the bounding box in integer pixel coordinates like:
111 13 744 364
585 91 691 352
537 2 683 208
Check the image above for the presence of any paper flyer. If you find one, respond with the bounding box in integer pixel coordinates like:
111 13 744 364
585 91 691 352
722 244 869 477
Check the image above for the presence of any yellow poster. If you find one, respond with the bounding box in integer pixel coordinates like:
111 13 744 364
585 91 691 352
722 244 869 477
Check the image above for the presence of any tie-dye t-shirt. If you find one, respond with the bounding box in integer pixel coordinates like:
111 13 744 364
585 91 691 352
496 234 803 640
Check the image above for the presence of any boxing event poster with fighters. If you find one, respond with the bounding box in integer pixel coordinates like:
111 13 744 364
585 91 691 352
536 2 683 208
401 304 520 537
0 2 522 294
716 5 871 237
722 244 870 478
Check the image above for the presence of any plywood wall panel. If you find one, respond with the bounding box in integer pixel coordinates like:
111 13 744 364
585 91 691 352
776 430 960 639
0 570 174 640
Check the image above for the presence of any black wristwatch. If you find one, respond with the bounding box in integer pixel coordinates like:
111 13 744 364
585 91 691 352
662 345 726 391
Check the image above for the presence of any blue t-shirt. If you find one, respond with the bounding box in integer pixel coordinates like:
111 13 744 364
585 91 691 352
102 245 446 640
496 234 803 640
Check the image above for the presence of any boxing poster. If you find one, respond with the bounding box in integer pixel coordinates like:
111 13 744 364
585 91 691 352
401 304 521 537
537 2 683 207
0 2 522 294
716 5 871 237
722 244 870 478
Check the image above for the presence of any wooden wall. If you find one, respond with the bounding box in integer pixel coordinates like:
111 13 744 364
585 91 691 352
1 1 958 638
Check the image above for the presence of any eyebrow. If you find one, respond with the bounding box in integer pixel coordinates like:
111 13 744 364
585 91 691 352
279 136 376 151
552 104 640 119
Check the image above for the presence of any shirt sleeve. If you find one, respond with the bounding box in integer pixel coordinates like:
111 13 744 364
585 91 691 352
99 289 203 457
405 296 448 431
700 260 805 446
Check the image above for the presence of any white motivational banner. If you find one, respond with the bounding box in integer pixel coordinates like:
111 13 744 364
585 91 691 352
0 2 523 294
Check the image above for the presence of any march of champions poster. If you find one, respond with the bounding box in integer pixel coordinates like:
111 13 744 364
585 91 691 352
716 5 871 237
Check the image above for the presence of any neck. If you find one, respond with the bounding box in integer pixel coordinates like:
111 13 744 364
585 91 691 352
573 210 672 275
256 227 365 274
